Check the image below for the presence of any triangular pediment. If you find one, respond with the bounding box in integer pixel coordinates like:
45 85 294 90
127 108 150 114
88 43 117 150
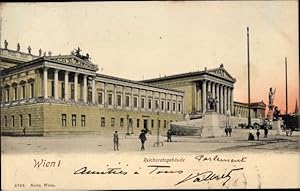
208 66 236 82
46 55 98 71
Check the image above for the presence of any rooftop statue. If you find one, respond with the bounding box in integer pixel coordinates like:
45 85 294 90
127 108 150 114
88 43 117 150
17 43 20 51
73 47 91 61
4 40 8 49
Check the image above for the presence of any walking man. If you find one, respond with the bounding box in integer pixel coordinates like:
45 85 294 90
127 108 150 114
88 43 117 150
228 126 232 137
139 130 147 151
225 127 228 136
113 131 119 151
264 127 268 138
256 128 260 141
167 129 172 142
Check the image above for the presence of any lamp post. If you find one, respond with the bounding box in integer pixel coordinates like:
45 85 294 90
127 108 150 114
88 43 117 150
153 104 163 147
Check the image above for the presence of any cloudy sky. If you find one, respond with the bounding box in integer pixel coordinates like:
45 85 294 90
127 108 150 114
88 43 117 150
0 1 298 113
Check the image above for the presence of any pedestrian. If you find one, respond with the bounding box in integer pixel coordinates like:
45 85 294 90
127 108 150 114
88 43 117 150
225 127 228 136
23 127 26 136
264 127 268 138
248 128 254 141
256 128 260 141
139 130 147 151
228 126 232 137
167 129 172 142
113 131 119 151
290 127 295 137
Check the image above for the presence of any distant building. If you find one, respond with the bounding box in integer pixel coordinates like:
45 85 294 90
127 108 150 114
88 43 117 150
141 64 236 115
233 101 266 119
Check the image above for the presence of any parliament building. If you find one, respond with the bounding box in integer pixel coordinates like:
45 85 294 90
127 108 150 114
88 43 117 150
0 43 265 136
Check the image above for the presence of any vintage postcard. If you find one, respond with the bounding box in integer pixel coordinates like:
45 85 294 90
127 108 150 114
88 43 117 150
0 1 299 190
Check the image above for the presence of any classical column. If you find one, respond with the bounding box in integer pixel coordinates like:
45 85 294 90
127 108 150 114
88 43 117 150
146 90 148 110
216 83 220 113
138 89 141 110
202 80 207 113
212 82 215 98
197 84 201 111
43 67 48 98
220 85 223 114
123 85 126 108
74 73 78 101
230 88 234 115
92 77 96 104
54 69 59 99
64 71 69 100
158 92 161 111
207 80 211 95
224 86 228 113
83 75 87 102
131 87 134 109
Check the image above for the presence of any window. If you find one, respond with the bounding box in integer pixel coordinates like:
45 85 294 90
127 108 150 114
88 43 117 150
137 119 140 128
71 84 75 99
14 87 17 100
20 115 23 127
22 85 25 99
178 103 181 112
133 97 138 108
61 114 67 126
81 115 86 127
108 93 113 105
120 118 124 127
126 96 130 107
173 102 176 111
164 120 167 128
161 100 165 110
12 116 15 127
117 95 122 106
111 118 115 127
72 114 76 127
151 119 154 128
6 89 9 101
155 100 159 109
4 116 7 127
167 101 170 111
158 120 161 128
148 99 152 109
28 114 31 127
141 98 145 108
101 117 105 127
98 92 103 104
30 84 34 98
51 81 55 97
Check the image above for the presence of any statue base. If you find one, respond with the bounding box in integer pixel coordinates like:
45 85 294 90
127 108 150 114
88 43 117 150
202 111 223 138
273 120 282 135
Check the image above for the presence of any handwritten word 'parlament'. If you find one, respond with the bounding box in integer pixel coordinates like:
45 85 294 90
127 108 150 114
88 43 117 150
195 155 247 163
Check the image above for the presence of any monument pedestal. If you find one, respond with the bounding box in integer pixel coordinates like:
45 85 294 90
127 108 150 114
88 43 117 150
273 120 282 135
202 111 223 138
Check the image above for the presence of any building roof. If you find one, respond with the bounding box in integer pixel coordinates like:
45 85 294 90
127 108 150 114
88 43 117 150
140 64 236 83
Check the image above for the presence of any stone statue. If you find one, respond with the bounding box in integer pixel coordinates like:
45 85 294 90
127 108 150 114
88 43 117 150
17 43 20 51
43 52 47 56
4 40 8 49
39 49 42 56
268 87 276 106
28 46 32 54
48 51 52 56
207 92 218 111
73 47 91 61
273 106 280 120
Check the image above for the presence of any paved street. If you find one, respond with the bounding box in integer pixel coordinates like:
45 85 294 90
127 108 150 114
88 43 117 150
1 129 299 154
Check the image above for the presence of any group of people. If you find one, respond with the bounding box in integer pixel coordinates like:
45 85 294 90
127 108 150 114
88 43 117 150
113 129 173 151
248 126 269 141
224 126 233 137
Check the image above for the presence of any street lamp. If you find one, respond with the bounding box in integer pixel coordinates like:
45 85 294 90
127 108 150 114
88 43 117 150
153 103 163 147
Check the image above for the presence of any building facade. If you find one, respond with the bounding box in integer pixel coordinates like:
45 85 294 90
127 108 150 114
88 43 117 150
233 101 266 119
141 64 236 115
0 47 184 136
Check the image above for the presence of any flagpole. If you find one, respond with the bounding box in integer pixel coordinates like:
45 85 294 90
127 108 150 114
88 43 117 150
247 27 251 126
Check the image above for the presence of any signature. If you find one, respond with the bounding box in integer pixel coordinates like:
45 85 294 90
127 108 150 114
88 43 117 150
175 167 244 186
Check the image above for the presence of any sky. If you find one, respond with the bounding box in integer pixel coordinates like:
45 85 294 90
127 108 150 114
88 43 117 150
0 1 298 113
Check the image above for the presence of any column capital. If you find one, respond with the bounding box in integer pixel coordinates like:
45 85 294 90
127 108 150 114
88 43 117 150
54 68 59 73
74 72 79 77
64 71 70 75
